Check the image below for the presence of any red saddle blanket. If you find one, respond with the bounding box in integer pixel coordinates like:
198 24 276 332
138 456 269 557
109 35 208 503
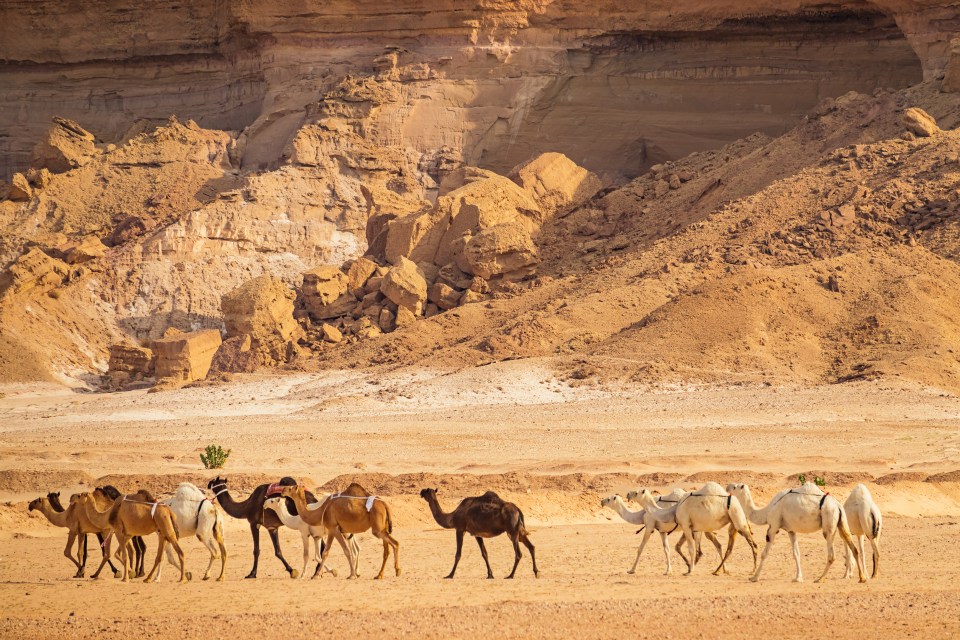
266 482 286 497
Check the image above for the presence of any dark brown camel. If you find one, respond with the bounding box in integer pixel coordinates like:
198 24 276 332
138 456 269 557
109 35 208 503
208 476 309 579
419 488 538 579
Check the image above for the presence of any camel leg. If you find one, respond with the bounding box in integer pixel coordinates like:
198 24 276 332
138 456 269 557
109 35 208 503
683 527 698 576
714 528 737 576
629 529 654 574
506 531 524 579
843 536 855 579
199 530 217 581
300 531 310 580
869 535 880 579
674 536 692 570
334 530 358 578
215 519 227 582
247 522 261 579
78 534 88 577
445 529 465 579
145 533 166 583
659 532 672 575
117 534 131 583
521 533 537 578
63 531 83 577
170 537 188 583
814 530 836 584
375 538 390 580
351 535 362 577
135 536 146 578
312 538 337 578
836 514 866 583
705 532 726 574
788 531 804 582
93 532 119 578
750 527 777 583
314 532 336 579
476 537 494 579
267 527 297 578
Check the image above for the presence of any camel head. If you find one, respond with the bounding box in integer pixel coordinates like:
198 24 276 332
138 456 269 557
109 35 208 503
600 494 619 508
625 490 639 501
96 485 122 500
263 496 282 514
279 484 306 503
419 488 439 501
28 497 46 512
207 476 227 492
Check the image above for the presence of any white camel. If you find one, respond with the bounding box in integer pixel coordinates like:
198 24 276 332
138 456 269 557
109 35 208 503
263 495 361 579
154 482 227 581
727 482 864 583
842 483 881 580
601 491 722 575
637 482 758 576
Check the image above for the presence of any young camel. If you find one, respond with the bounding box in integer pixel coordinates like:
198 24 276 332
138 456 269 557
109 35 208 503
281 483 400 580
420 488 538 579
638 483 758 576
727 482 864 583
843 483 882 580
153 482 227 582
601 493 723 575
264 495 361 579
207 476 300 579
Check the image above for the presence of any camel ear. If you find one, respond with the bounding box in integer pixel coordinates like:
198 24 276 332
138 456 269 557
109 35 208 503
434 487 439 493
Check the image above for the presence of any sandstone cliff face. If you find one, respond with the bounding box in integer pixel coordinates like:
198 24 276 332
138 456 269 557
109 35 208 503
2 1 951 181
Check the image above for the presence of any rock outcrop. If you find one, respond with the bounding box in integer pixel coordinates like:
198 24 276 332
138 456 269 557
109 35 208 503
151 329 222 387
106 343 154 390
902 107 941 137
31 117 98 174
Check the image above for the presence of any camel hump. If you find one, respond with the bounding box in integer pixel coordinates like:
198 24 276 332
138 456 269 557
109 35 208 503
341 482 370 496
134 489 157 502
478 491 504 503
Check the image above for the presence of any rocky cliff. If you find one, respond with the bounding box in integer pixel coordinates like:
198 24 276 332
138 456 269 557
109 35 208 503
3 1 954 181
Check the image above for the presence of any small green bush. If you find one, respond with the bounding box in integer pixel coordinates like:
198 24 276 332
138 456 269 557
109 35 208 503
797 474 826 488
201 445 231 469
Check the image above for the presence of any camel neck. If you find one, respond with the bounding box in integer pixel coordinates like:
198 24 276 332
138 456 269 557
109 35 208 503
215 488 252 518
291 493 324 526
39 503 70 528
424 495 454 528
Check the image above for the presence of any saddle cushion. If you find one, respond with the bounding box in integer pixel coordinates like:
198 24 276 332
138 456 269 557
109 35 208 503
266 482 285 497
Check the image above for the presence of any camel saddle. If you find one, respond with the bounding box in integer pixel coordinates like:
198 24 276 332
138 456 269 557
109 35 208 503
266 482 287 497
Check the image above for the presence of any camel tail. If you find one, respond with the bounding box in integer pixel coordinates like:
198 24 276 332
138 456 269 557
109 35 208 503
870 510 881 540
384 501 394 535
518 509 527 534
169 508 181 541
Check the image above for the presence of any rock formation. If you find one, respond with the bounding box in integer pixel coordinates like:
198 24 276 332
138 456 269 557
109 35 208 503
219 276 304 369
151 330 222 388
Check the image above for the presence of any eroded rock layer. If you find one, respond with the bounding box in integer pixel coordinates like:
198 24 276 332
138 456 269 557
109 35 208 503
2 1 950 180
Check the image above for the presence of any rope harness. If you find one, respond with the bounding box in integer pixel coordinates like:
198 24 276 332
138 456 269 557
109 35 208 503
123 496 159 518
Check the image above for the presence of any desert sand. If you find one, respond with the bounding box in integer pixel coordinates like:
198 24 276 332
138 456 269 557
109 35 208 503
2 365 959 639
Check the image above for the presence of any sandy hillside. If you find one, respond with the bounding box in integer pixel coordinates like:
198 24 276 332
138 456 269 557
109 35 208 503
2 367 959 638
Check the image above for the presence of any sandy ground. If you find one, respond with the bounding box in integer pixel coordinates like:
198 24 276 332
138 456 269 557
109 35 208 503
2 364 960 638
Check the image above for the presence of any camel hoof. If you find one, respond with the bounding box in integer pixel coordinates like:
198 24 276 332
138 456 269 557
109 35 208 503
859 577 867 584
626 569 635 575
749 576 759 583
444 575 454 580
291 569 300 579
793 578 804 583
203 575 211 581
244 574 257 579
329 569 338 578
374 575 384 580
186 572 193 581
217 576 225 582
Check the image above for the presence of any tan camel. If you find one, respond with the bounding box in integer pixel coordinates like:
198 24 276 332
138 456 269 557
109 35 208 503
281 483 400 580
81 492 188 583
28 496 89 577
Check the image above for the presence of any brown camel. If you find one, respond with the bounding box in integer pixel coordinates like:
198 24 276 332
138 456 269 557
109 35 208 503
92 486 147 577
419 488 538 579
82 492 187 583
281 483 400 580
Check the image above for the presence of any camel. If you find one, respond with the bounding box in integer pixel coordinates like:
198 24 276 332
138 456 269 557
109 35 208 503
45 491 121 578
419 488 538 579
638 483 758 576
842 484 882 580
71 487 151 579
91 486 146 578
264 494 361 578
207 476 300 579
28 496 91 577
601 493 723 575
152 482 226 582
88 490 188 583
727 482 864 583
281 482 400 580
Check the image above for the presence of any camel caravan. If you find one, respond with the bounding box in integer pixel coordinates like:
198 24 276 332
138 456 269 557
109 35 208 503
28 475 880 584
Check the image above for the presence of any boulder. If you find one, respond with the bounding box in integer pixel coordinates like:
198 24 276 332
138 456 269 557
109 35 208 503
365 212 397 262
221 275 304 367
25 167 53 190
508 152 602 215
321 323 343 343
9 173 32 201
378 307 396 332
152 329 222 386
384 207 448 265
395 306 417 327
902 107 939 137
302 266 354 320
380 256 427 314
106 342 154 389
456 221 540 280
346 257 378 297
207 335 257 376
31 117 98 174
428 282 461 310
460 289 487 306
